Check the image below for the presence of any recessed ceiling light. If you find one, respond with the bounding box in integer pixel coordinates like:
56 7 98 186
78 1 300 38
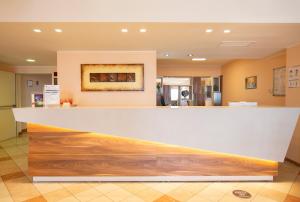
192 58 207 61
121 28 128 33
224 29 231 34
187 53 193 57
165 53 169 57
206 29 213 33
139 28 147 33
33 29 42 33
26 58 36 62
54 28 63 33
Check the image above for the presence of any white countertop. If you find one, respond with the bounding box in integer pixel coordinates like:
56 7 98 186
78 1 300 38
13 106 300 162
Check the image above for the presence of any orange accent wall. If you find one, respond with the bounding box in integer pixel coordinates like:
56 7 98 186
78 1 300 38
221 52 286 106
157 64 221 77
57 51 156 106
286 44 300 163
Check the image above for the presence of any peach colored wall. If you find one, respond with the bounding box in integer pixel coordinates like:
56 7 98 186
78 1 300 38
286 44 300 163
0 63 14 72
57 51 156 106
157 64 221 77
221 52 286 106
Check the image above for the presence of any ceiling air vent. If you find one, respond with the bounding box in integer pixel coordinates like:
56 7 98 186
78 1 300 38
220 41 256 47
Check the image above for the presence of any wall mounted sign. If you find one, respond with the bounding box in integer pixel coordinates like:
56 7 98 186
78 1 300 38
44 85 60 106
288 66 300 88
245 76 257 89
27 80 33 87
81 64 144 91
273 67 286 96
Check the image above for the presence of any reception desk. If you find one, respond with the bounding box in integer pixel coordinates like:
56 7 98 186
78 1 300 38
13 106 300 182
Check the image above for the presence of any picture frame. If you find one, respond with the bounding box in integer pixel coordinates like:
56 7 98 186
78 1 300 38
81 64 144 91
27 80 33 87
245 76 257 89
273 67 286 96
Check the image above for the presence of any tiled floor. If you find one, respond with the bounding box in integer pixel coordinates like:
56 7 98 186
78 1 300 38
0 134 299 202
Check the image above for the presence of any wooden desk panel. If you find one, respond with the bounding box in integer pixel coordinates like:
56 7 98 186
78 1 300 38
28 124 278 177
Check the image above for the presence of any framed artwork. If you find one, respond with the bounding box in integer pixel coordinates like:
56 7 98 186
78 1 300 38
81 64 144 91
273 67 286 96
245 76 257 89
27 80 33 87
288 66 300 88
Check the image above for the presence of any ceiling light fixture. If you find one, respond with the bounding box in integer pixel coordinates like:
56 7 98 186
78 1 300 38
54 28 63 33
224 29 231 34
192 58 207 61
187 53 193 57
165 53 169 57
26 58 36 63
33 29 42 33
206 29 213 33
139 28 147 33
121 28 128 33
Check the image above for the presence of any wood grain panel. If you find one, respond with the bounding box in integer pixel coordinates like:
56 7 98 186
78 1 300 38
28 124 278 177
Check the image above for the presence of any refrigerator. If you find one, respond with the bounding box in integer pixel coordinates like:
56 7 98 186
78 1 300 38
0 70 16 141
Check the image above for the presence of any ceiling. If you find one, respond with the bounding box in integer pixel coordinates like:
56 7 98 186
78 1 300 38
1 22 300 66
1 0 300 23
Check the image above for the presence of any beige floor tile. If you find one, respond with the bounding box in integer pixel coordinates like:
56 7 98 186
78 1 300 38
289 176 300 198
284 194 300 202
187 195 213 202
134 187 164 202
167 187 196 201
264 181 294 194
0 149 9 158
208 182 238 193
121 195 144 202
105 188 133 202
116 182 148 195
219 192 252 202
94 183 121 194
73 188 102 202
257 187 287 202
24 195 47 202
33 182 64 194
178 182 210 194
89 195 112 202
145 182 182 194
4 176 40 202
0 159 21 176
194 185 226 202
43 188 73 202
4 147 25 157
0 196 14 202
57 196 80 202
232 182 265 199
64 182 92 194
252 194 279 202
153 194 180 202
0 182 11 199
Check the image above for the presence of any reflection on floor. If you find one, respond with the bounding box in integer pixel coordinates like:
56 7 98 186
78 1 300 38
0 134 299 202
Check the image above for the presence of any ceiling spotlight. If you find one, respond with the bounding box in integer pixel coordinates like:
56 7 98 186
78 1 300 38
26 58 36 62
165 53 169 57
224 29 231 34
33 29 42 33
121 28 128 33
139 28 147 33
206 29 213 33
192 58 207 61
187 53 193 57
54 28 63 33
